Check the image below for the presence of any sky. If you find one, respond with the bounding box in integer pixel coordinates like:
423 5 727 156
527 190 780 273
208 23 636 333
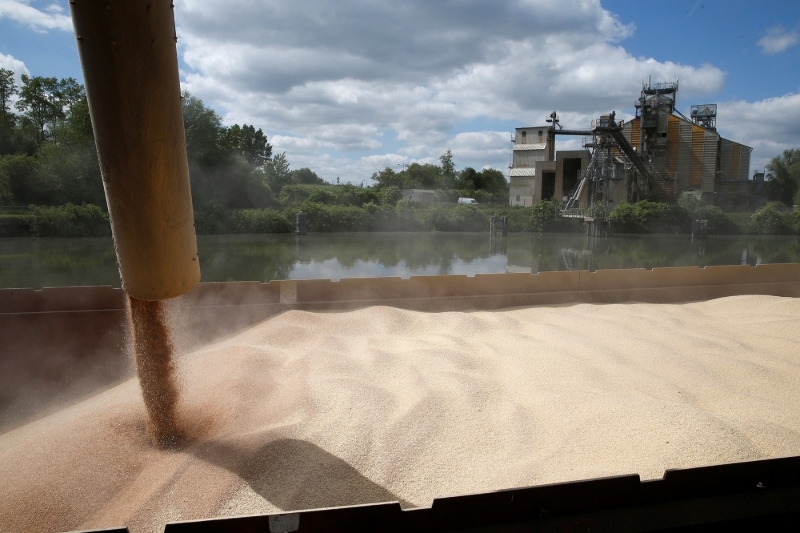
1 0 799 184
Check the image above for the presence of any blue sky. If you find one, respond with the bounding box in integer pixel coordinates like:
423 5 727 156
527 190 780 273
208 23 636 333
2 0 799 181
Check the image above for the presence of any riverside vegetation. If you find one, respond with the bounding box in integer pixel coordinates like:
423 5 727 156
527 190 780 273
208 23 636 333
2 68 799 237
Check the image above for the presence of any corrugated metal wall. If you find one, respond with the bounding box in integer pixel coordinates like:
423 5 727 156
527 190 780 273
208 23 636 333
702 132 719 193
667 116 680 180
738 146 751 181
719 139 732 181
623 120 640 149
513 151 547 168
621 116 751 196
731 143 741 179
658 113 669 135
717 140 751 181
677 121 692 190
690 125 705 188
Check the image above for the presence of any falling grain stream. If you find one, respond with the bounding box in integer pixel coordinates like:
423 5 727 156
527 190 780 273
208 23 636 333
128 297 183 448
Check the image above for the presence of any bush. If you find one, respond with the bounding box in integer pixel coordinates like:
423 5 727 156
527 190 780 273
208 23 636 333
299 201 373 232
678 195 742 234
232 208 293 233
695 205 741 234
610 200 690 233
750 204 786 234
372 202 425 231
486 206 530 232
789 209 800 234
433 188 504 205
27 203 110 237
419 205 488 231
279 183 379 207
194 201 232 234
608 202 639 232
529 198 561 232
379 185 402 206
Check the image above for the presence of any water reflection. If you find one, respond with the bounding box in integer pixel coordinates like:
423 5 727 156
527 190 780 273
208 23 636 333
1 232 799 289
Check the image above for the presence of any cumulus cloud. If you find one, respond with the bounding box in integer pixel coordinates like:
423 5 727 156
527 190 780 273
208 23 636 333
757 26 799 55
717 92 800 171
0 52 29 78
176 0 727 182
0 0 72 32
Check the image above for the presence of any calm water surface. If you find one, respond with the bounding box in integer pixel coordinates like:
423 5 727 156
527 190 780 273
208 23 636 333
1 232 799 289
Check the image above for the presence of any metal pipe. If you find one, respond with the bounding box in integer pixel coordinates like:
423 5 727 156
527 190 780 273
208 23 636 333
70 0 200 301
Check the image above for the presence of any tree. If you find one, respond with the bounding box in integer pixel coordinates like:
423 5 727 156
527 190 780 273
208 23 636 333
14 74 84 144
767 149 800 206
265 152 292 192
478 168 507 194
0 68 17 155
439 149 456 188
292 167 326 184
224 123 272 166
457 167 478 191
405 162 440 189
182 91 225 166
0 68 16 124
370 167 404 189
456 167 506 194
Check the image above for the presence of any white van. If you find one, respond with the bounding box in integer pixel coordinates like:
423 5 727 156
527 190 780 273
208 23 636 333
458 197 478 205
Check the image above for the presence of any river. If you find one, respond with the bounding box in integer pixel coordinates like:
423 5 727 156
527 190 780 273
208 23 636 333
2 232 799 289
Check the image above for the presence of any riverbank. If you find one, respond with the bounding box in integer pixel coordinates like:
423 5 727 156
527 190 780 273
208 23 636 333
2 232 799 290
3 200 798 238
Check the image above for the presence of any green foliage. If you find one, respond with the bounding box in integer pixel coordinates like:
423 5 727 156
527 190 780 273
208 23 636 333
767 149 800 206
190 156 274 210
291 167 326 185
529 198 561 232
297 201 373 232
0 68 16 155
182 92 226 166
280 184 379 207
0 68 15 119
232 209 293 234
0 155 36 205
609 196 764 235
379 185 402 206
422 204 488 232
457 167 507 194
265 152 292 193
32 142 104 205
222 124 271 166
15 75 82 145
370 153 506 200
608 202 637 231
434 188 503 205
194 201 232 235
439 150 456 189
405 162 441 189
678 195 742 234
182 92 275 210
609 200 690 234
276 202 543 233
750 204 788 234
370 167 405 189
27 203 110 237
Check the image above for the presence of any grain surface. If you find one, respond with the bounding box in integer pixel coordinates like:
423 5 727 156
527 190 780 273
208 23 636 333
1 295 799 533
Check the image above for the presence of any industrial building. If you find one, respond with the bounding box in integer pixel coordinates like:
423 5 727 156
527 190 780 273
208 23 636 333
510 81 754 211
402 189 436 204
